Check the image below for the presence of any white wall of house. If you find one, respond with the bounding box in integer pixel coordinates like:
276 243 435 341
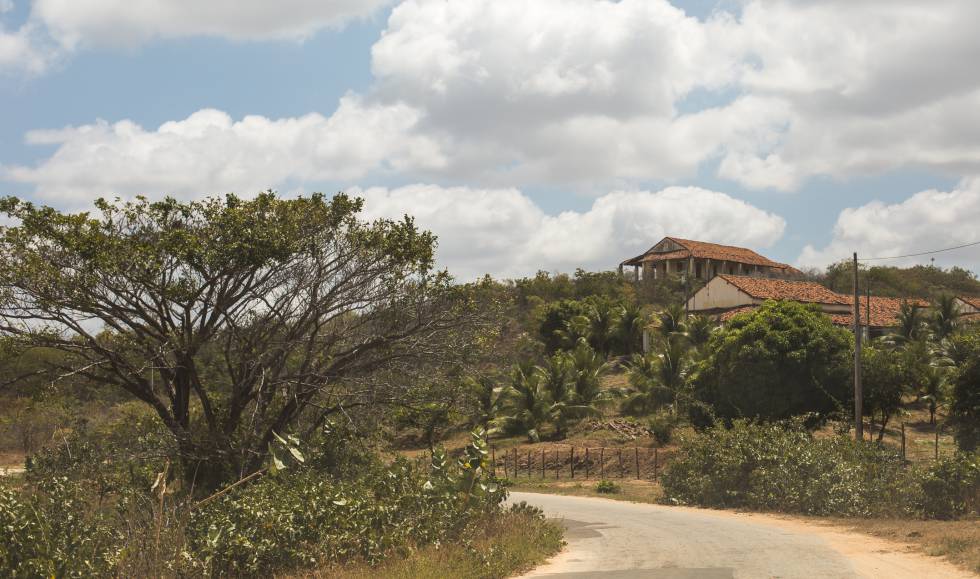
686 277 754 311
953 297 980 314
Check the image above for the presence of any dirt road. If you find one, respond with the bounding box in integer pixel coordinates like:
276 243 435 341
511 491 974 579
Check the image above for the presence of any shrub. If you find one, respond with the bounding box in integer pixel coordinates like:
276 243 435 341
950 353 980 451
648 412 677 445
661 420 912 517
915 453 980 520
0 478 121 577
595 480 620 494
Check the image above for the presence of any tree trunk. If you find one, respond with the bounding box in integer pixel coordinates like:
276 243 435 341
877 413 890 443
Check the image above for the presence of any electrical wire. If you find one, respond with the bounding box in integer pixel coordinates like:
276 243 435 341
857 239 980 261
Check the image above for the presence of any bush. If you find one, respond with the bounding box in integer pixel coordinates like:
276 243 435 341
661 420 980 520
662 420 911 517
595 480 620 494
950 353 980 452
691 301 852 424
916 453 980 520
0 478 121 577
648 412 677 445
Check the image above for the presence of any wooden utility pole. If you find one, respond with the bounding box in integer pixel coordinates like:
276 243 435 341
853 252 863 441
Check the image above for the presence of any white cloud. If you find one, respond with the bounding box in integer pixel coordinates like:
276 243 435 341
32 0 390 47
5 97 445 203
8 0 980 195
356 184 786 279
798 178 980 271
0 22 54 74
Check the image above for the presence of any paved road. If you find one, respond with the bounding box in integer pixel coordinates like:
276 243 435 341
510 492 973 579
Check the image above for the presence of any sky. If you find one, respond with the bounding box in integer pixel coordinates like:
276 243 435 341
2 0 979 280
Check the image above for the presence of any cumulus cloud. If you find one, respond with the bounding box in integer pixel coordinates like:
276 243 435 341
0 22 55 74
356 184 786 279
32 0 389 47
8 0 980 195
798 178 980 271
5 97 445 203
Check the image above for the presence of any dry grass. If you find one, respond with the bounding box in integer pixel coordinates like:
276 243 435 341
298 511 564 579
510 478 664 505
829 517 980 575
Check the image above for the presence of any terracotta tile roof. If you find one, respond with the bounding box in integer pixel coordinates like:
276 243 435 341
719 274 850 305
828 296 930 328
668 237 791 269
958 296 980 310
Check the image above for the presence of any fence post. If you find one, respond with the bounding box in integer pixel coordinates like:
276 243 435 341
600 448 605 479
654 447 659 479
491 446 496 477
585 448 590 479
635 447 640 479
527 450 532 478
935 425 940 460
555 449 560 479
570 447 575 479
900 423 906 461
514 448 518 478
540 449 544 479
618 449 624 478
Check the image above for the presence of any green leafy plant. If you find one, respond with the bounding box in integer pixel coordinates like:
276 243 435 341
595 480 620 494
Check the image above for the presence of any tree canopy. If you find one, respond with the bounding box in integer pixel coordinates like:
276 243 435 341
691 300 852 423
0 193 484 485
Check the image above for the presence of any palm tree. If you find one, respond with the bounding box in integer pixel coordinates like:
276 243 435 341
892 300 925 343
498 363 551 442
614 301 645 355
586 300 619 357
653 303 687 339
536 352 597 439
685 314 715 350
556 314 592 350
930 294 960 340
621 334 691 416
568 340 610 406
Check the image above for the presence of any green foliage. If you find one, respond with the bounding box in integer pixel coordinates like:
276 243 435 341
931 294 962 340
950 352 980 451
0 478 121 577
537 299 593 352
691 301 852 424
622 334 691 417
594 480 621 494
661 420 980 520
861 345 908 438
647 411 678 445
822 261 980 299
915 453 980 520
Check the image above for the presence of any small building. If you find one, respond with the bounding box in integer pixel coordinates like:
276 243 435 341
620 237 801 282
688 275 931 336
686 274 850 317
954 296 980 324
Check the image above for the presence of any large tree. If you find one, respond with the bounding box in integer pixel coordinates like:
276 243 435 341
0 193 483 486
691 300 852 424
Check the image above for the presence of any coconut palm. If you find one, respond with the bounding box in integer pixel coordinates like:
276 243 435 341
621 334 691 416
685 314 715 350
568 339 611 406
653 303 687 338
497 363 551 442
614 301 645 355
586 299 619 356
535 352 598 439
892 300 926 343
469 375 506 430
930 294 960 340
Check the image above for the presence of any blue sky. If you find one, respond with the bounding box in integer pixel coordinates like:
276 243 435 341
2 0 979 279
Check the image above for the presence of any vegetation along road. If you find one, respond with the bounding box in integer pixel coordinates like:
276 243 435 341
511 492 975 579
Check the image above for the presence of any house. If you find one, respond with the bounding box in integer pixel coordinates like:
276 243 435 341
687 274 931 336
954 296 980 323
686 274 850 317
619 237 801 282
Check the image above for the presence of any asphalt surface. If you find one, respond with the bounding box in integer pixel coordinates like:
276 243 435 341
510 492 967 579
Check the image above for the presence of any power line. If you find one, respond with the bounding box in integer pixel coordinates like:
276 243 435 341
858 239 980 262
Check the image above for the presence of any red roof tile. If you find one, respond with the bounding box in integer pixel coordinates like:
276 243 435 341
958 296 980 310
828 296 930 328
717 305 758 322
719 274 850 305
624 237 799 274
